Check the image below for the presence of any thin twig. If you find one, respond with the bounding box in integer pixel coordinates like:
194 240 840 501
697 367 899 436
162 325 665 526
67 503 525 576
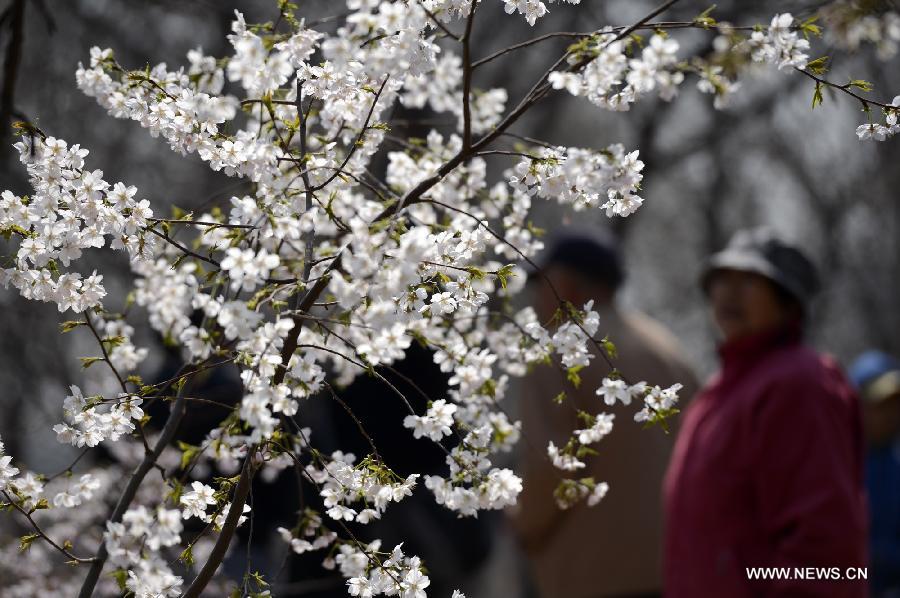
472 18 755 69
2 490 97 564
45 448 91 482
145 226 220 268
84 311 129 396
307 75 390 193
474 149 541 159
324 383 381 461
798 67 897 110
149 218 256 230
419 1 461 41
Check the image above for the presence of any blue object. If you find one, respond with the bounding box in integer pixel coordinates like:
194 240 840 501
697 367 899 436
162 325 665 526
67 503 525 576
849 351 900 391
866 444 900 596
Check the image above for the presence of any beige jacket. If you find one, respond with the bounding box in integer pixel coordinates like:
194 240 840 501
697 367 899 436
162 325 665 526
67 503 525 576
513 305 699 598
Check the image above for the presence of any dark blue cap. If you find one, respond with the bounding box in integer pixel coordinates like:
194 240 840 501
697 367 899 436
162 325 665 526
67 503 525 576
529 227 624 289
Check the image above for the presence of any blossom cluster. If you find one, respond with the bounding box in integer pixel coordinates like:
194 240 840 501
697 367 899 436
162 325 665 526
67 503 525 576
75 47 276 181
340 541 433 598
744 13 811 71
596 376 683 424
306 451 420 524
276 509 337 556
0 136 156 314
856 96 900 141
510 145 645 216
53 385 144 448
553 477 610 509
1 433 104 513
179 480 251 530
542 374 682 510
551 300 602 368
1 1 892 595
699 13 808 109
501 0 582 27
696 14 809 109
425 424 523 516
0 436 16 491
106 506 184 597
403 399 458 441
550 32 683 111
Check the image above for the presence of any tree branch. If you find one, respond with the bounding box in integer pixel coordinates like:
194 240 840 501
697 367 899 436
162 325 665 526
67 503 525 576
461 0 478 149
77 381 191 597
181 453 257 598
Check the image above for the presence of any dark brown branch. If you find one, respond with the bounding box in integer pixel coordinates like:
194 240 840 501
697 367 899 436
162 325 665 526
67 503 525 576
298 77 316 286
181 453 257 598
461 0 478 149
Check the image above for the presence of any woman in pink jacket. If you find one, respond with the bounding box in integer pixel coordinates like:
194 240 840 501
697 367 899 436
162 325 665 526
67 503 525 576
664 228 868 597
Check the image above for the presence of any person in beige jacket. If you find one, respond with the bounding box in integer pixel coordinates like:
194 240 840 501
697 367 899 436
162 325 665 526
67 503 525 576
512 230 698 598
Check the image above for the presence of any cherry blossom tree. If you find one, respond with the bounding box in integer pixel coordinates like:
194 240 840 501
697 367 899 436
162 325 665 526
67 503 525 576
0 0 897 596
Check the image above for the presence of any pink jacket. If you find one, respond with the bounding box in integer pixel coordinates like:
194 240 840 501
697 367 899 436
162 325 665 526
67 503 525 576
664 324 868 597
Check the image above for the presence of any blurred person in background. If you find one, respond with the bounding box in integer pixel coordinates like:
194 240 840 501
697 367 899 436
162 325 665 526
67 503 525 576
850 350 900 597
665 228 867 597
513 229 699 598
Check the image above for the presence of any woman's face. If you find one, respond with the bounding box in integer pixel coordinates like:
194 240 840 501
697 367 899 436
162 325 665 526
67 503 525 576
708 269 791 342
